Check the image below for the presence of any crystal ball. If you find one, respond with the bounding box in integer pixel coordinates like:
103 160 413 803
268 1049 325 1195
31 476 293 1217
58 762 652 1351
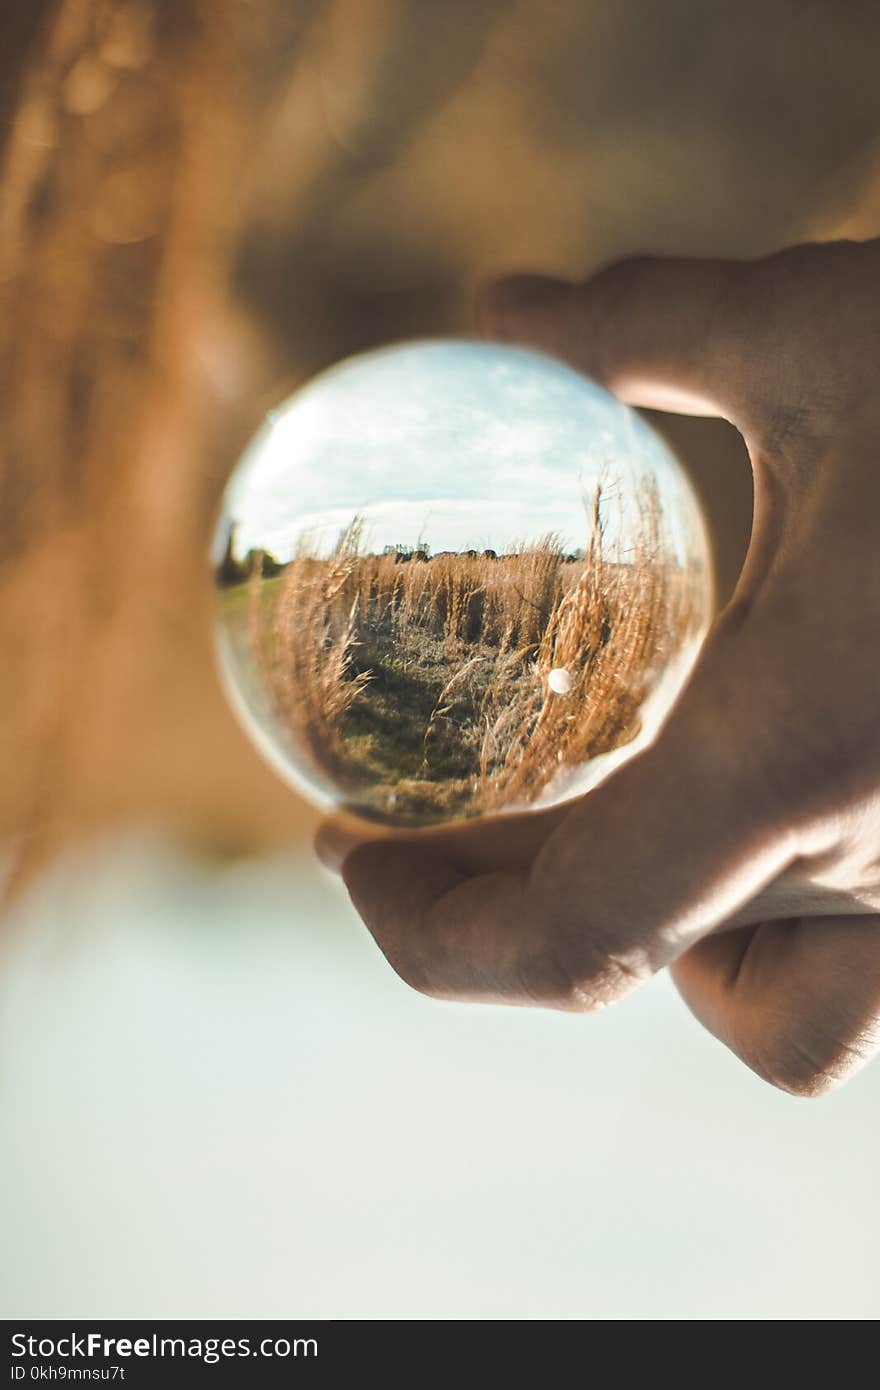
213 340 712 826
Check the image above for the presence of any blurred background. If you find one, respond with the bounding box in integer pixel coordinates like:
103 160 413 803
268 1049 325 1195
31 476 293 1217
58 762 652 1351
2 0 880 1319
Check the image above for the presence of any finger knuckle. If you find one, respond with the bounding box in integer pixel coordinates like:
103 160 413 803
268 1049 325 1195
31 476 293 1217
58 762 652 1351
694 626 862 829
735 239 876 452
746 1013 871 1099
747 676 880 829
524 924 653 1013
515 945 591 1011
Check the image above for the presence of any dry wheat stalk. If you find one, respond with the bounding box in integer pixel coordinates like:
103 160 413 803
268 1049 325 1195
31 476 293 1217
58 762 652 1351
246 480 700 820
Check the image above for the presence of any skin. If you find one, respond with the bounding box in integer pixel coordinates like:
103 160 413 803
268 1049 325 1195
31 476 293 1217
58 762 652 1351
4 7 880 1092
319 238 880 1098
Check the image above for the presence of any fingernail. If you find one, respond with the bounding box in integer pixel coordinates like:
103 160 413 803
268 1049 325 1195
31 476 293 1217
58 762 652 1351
475 273 574 341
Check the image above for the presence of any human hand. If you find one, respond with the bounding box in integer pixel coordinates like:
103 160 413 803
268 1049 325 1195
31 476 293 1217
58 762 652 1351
318 239 880 1096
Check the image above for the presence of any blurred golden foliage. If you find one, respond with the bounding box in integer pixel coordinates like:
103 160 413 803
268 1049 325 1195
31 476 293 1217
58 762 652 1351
2 0 880 887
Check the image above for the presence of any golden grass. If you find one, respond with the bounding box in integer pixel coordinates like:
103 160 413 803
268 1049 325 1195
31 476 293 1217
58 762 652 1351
243 481 703 823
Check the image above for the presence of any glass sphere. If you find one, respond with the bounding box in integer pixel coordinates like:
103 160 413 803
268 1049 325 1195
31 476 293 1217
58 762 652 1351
213 340 712 827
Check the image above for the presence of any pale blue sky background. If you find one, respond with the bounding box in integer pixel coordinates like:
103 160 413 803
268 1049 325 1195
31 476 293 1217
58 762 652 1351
219 341 706 566
4 834 880 1319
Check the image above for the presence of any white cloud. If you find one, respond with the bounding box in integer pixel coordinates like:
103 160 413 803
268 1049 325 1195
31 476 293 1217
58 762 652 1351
221 341 707 568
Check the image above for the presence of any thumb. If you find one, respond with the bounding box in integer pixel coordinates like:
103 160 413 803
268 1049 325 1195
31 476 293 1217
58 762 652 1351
477 257 756 429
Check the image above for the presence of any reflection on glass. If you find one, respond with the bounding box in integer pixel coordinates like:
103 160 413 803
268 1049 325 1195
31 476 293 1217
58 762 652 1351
213 341 712 826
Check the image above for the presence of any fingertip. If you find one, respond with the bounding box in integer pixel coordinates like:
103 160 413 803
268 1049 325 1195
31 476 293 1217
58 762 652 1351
314 824 353 875
336 833 382 884
314 817 379 875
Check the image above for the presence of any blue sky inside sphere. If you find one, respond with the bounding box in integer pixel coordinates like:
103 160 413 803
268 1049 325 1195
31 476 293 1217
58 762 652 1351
220 341 703 567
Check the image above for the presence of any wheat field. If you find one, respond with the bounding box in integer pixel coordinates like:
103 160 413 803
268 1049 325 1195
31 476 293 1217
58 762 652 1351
230 481 702 823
